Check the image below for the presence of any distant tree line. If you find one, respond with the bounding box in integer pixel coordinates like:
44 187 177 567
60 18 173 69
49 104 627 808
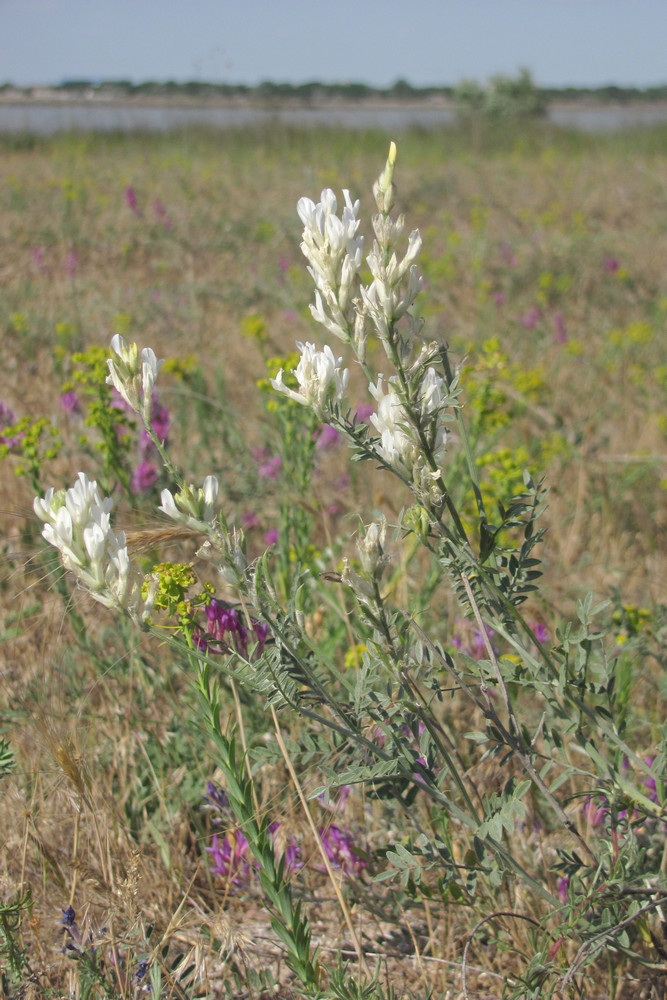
1 77 666 104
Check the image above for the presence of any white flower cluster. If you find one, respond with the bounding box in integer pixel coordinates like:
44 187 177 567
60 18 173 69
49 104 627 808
297 189 364 344
281 144 452 501
34 473 147 618
106 333 163 424
271 342 349 419
369 367 447 480
362 220 423 352
159 475 219 532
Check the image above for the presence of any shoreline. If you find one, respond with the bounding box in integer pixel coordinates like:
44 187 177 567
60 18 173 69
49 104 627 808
2 92 667 114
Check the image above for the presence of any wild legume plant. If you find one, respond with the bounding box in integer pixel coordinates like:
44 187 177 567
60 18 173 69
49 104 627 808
33 145 666 999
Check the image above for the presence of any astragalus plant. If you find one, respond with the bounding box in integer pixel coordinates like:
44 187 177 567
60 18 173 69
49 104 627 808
35 145 666 999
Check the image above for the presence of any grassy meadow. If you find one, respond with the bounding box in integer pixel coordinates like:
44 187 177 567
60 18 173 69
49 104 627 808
0 122 665 998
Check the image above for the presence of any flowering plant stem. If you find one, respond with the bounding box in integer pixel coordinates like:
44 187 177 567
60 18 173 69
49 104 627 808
194 654 321 989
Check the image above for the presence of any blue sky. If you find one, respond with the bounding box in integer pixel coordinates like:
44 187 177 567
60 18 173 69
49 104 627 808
3 0 666 89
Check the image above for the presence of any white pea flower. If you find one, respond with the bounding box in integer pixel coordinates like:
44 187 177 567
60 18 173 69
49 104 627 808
34 473 145 620
141 347 162 423
106 334 163 422
271 341 349 419
358 519 389 580
159 475 219 532
373 141 397 214
369 376 419 476
419 366 447 417
369 372 448 479
297 188 364 343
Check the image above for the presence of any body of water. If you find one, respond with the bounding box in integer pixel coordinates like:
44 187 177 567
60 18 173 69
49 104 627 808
2 101 667 134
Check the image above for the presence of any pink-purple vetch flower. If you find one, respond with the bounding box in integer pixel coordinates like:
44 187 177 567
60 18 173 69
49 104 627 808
241 510 260 529
153 198 172 230
205 812 301 884
557 876 570 903
603 256 619 275
354 402 375 424
553 311 567 344
582 794 609 827
206 830 251 883
499 242 518 267
317 824 366 876
141 396 170 445
204 780 229 815
642 756 659 804
529 621 550 645
60 390 81 415
451 617 498 660
195 600 269 659
124 185 140 216
259 455 282 479
264 528 279 545
0 403 23 451
493 291 505 308
131 459 159 494
253 446 282 480
315 424 341 451
31 246 47 274
519 306 541 330
318 785 351 814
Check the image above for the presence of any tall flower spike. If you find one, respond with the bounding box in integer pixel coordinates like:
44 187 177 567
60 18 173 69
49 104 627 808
106 335 163 422
271 342 349 420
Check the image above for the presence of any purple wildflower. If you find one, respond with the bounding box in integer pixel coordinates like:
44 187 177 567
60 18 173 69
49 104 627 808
603 256 619 275
242 510 260 529
354 402 374 424
206 830 251 883
31 246 47 273
553 311 567 344
643 756 658 804
258 455 282 479
264 528 279 545
124 185 140 215
131 459 159 494
283 838 303 872
318 785 351 814
499 242 518 267
60 390 81 415
583 794 608 827
519 306 541 330
61 905 87 952
153 198 172 230
452 617 497 660
196 601 268 659
205 780 229 813
530 621 550 645
0 403 23 450
493 291 505 308
315 424 341 451
318 824 366 876
557 876 570 903
134 960 150 985
145 396 170 444
65 251 77 277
